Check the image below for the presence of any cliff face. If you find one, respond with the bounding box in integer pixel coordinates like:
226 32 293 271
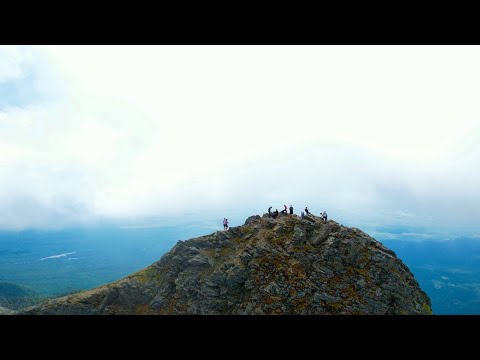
22 214 431 315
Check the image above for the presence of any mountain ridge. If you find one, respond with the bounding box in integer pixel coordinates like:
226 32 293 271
21 213 432 315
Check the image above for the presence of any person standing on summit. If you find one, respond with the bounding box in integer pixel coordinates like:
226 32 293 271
268 206 272 217
289 205 293 214
223 218 229 230
322 211 328 223
305 207 310 215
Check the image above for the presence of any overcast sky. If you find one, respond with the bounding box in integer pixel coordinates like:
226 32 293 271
0 45 479 236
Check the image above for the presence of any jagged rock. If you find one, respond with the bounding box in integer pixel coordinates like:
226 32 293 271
187 254 212 267
21 214 432 315
245 215 261 225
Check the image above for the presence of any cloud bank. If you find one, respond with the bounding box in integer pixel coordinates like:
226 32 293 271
0 45 479 235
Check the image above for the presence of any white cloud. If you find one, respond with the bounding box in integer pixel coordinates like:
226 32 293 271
0 46 29 82
0 45 480 233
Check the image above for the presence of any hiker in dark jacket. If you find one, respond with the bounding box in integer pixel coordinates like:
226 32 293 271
268 206 272 217
281 204 287 214
305 207 310 215
289 205 293 214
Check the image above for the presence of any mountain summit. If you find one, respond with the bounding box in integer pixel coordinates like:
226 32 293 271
22 214 431 315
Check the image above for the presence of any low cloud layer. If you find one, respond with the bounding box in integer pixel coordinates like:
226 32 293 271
0 45 479 236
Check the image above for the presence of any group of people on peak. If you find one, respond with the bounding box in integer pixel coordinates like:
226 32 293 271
268 205 328 222
268 205 294 218
222 206 328 231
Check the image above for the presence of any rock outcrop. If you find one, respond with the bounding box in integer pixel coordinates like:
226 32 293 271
22 214 432 315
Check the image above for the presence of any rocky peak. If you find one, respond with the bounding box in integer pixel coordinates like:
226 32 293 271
22 214 432 315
